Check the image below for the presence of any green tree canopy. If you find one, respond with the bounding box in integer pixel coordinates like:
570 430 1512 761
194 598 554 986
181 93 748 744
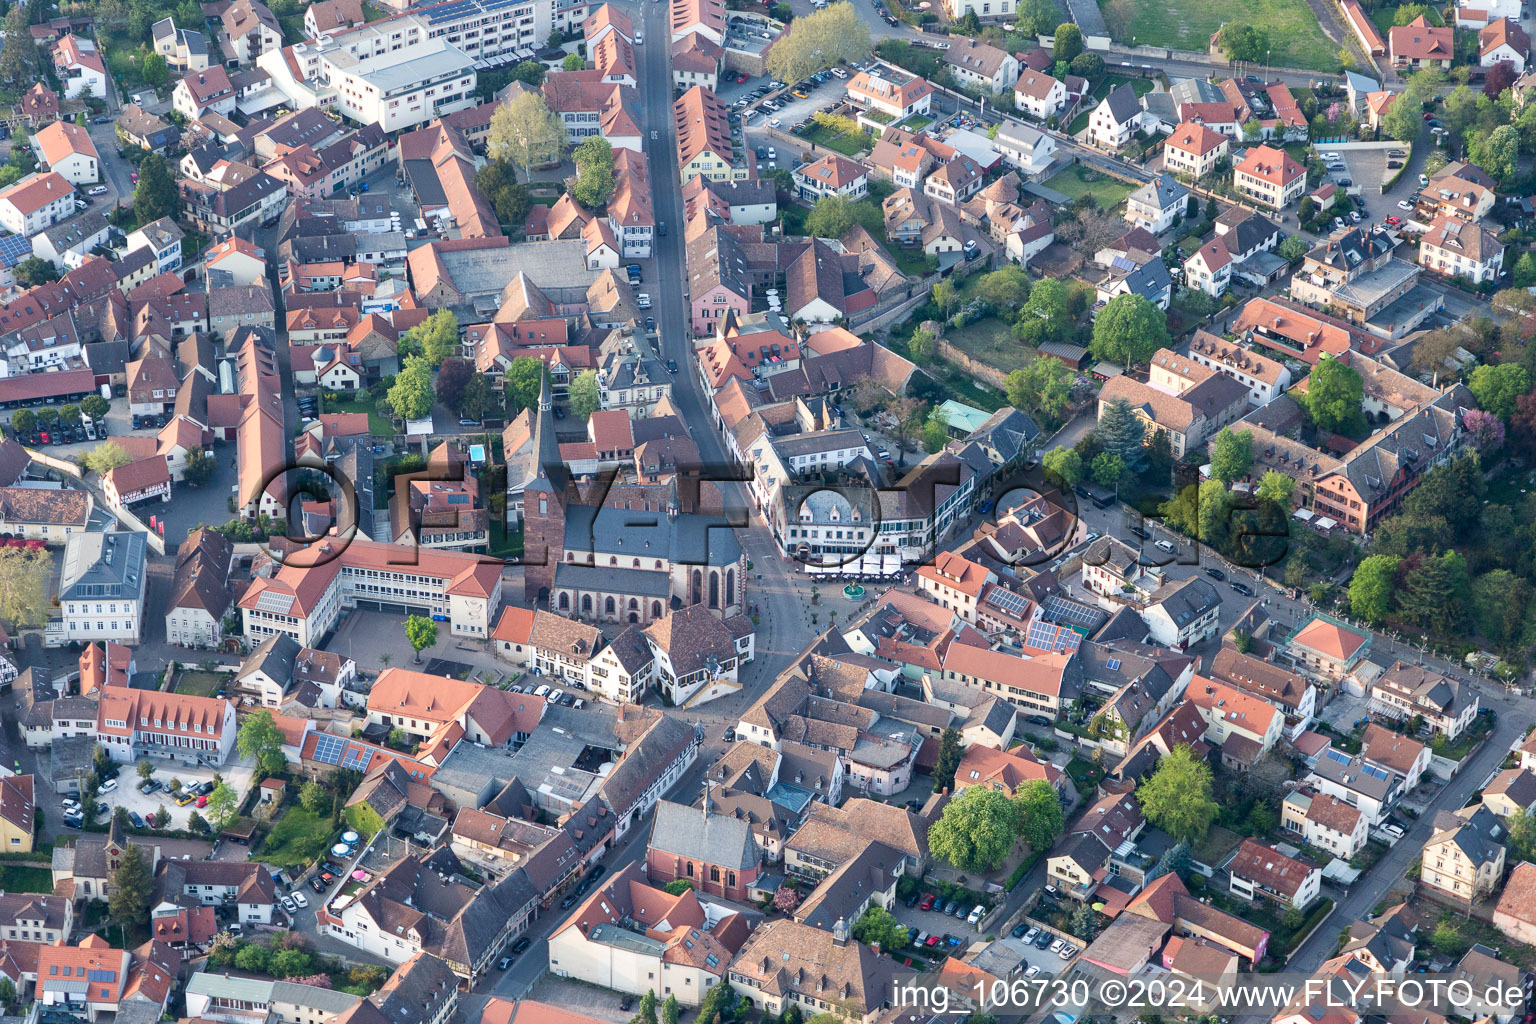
1209 427 1253 484
238 711 288 777
1094 397 1147 468
927 786 1021 872
1255 469 1296 503
1090 294 1168 368
404 615 439 662
205 782 239 830
387 356 436 421
572 136 617 208
506 356 545 412
568 369 601 420
1052 22 1084 62
932 727 963 790
1468 363 1530 421
1136 744 1219 842
1299 355 1366 435
1004 358 1071 426
1042 447 1084 487
764 3 871 83
1013 778 1065 850
1090 451 1125 489
134 152 182 225
108 844 152 929
850 906 910 950
1216 22 1269 61
488 91 566 177
1349 554 1400 622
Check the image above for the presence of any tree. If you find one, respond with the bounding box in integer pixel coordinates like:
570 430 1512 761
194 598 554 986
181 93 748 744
1382 91 1424 142
1090 451 1125 489
205 781 239 830
300 780 329 814
137 760 153 783
1004 358 1071 425
572 136 616 208
187 810 209 833
805 194 878 238
1468 363 1529 421
1013 778 1065 850
1043 447 1084 487
932 727 963 790
1277 236 1310 262
921 413 948 453
1400 549 1468 630
1069 51 1104 78
568 369 601 420
561 51 585 70
972 265 1031 308
13 256 58 288
1348 554 1399 622
133 153 181 225
851 906 909 950
1298 355 1366 435
400 309 460 367
1094 398 1146 468
1069 903 1100 942
1216 22 1268 61
1470 124 1519 187
662 995 682 1024
506 356 545 412
488 91 567 178
932 279 958 317
1091 294 1167 368
1464 408 1505 451
235 943 272 974
765 3 870 84
927 786 1021 871
387 356 436 421
11 409 35 434
436 358 473 411
477 158 533 229
82 441 131 475
636 990 659 1024
459 372 496 422
0 6 39 92
0 546 53 627
1255 470 1295 504
1472 569 1527 649
1013 277 1083 347
1485 60 1517 99
405 614 439 663
1053 22 1083 63
1136 744 1219 842
183 446 216 487
1209 427 1253 484
1508 805 1536 862
108 845 152 929
77 395 110 428
1015 0 1057 34
1430 918 1463 957
772 885 801 912
908 325 936 365
0 975 16 1010
238 710 288 777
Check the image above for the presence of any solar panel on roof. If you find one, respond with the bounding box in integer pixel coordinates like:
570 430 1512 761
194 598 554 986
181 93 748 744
1106 658 1121 671
342 744 372 771
0 235 31 268
1042 594 1102 628
1360 763 1388 781
984 587 1029 616
312 733 346 765
1325 749 1351 766
255 590 294 614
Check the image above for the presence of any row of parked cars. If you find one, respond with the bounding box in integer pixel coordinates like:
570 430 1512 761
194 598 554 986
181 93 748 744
912 891 987 924
511 680 587 709
1009 923 1080 962
13 420 102 446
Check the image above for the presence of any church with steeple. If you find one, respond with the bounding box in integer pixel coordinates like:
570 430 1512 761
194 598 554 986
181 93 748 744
519 372 748 627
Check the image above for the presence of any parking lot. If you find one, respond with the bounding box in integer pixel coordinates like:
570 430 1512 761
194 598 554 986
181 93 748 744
73 759 258 833
987 932 1080 978
1315 143 1403 195
895 890 989 955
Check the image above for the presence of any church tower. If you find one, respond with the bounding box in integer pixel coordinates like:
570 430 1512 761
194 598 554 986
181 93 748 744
522 371 567 605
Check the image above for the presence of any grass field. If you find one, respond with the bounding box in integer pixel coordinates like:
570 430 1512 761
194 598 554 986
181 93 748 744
258 806 333 872
1370 3 1443 35
1098 0 1341 71
172 671 225 697
945 318 1036 374
803 124 870 157
1043 165 1138 210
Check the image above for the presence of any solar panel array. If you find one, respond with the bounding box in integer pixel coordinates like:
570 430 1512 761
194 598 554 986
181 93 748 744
342 744 372 771
984 587 1029 617
1360 763 1388 781
1106 658 1121 671
1325 748 1351 766
0 235 31 268
312 732 347 765
421 0 519 23
1025 620 1084 653
1042 595 1104 629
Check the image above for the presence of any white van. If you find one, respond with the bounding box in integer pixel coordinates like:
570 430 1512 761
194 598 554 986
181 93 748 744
534 684 552 698
1154 539 1176 554
966 905 985 925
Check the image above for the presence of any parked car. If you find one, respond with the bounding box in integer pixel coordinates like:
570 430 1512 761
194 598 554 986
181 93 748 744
1230 581 1255 596
309 877 327 893
919 894 936 911
1205 567 1226 581
512 936 531 954
1022 927 1040 945
499 956 516 970
128 811 145 828
281 896 297 913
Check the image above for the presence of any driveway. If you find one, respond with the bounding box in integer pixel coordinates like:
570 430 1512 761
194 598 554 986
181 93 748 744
98 758 258 832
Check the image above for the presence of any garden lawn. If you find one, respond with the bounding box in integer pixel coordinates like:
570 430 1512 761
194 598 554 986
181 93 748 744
1097 0 1340 71
173 671 225 697
322 393 394 437
803 124 870 157
0 865 52 892
258 806 333 872
1370 4 1443 36
1043 165 1137 210
945 318 1036 375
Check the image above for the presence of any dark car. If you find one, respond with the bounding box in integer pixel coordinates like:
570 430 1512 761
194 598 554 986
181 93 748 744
1130 525 1150 540
644 316 656 333
619 998 635 1013
560 893 578 909
1026 715 1052 727
512 936 532 955
942 899 958 915
309 877 327 893
1011 923 1028 938
667 359 678 374
321 862 342 875
588 865 605 882
128 811 145 828
1205 567 1226 581
561 693 575 706
1230 581 1255 596
1034 931 1052 949
498 956 516 970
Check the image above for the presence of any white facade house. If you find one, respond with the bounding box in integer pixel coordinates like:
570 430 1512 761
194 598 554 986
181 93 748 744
33 121 100 185
1089 84 1143 150
53 35 108 100
990 122 1057 176
1141 577 1221 649
943 0 1015 20
0 172 76 237
1124 174 1189 235
1013 69 1067 120
1418 215 1505 283
1184 238 1233 297
53 532 146 646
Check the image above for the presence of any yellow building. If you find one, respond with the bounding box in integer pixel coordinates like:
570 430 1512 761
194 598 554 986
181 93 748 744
0 774 35 853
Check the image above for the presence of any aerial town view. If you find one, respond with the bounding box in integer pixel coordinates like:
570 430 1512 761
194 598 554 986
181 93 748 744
4 0 1536 1020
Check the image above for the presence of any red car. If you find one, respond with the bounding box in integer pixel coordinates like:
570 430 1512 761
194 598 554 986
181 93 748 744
919 894 936 911
925 935 941 947
736 73 749 83
1385 216 1400 226
1422 111 1433 120
196 795 208 807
